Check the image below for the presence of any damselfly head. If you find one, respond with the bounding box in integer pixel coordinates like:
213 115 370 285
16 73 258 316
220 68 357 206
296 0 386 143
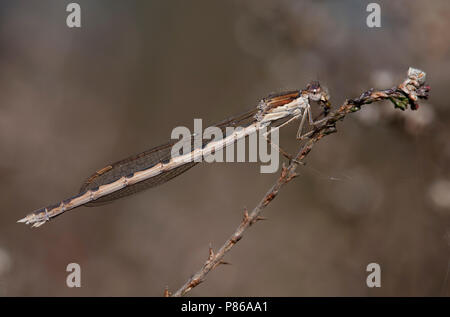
305 81 323 101
305 81 331 109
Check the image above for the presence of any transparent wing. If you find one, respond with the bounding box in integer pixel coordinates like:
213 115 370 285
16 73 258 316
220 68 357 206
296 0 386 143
80 107 259 206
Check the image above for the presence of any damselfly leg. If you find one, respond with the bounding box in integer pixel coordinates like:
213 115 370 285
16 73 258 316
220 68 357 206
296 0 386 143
263 114 301 162
296 81 332 140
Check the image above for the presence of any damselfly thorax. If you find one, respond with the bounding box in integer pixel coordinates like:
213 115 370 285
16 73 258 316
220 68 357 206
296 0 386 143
18 82 330 227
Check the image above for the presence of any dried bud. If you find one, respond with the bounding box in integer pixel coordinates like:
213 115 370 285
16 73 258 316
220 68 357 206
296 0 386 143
407 67 426 85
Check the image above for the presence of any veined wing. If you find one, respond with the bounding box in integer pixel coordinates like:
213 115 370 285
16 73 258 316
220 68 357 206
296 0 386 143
80 107 259 205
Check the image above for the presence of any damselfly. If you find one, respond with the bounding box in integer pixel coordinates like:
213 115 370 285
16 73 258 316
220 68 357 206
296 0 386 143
18 82 330 227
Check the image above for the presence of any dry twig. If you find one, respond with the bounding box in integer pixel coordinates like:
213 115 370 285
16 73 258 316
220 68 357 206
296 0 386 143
170 68 430 297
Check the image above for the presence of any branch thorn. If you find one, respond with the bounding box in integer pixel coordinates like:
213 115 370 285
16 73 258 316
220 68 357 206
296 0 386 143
163 286 171 297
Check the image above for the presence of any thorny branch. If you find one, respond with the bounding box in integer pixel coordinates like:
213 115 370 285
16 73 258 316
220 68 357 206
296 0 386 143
169 68 430 297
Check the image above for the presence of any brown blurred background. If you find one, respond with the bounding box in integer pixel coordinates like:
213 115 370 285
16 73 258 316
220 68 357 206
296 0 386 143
0 0 449 296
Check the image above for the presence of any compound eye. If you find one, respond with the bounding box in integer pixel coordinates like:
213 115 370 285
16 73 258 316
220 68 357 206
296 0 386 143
307 81 321 92
305 82 320 100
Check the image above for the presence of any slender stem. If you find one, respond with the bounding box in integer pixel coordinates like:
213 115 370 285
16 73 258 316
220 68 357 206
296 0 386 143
170 69 430 297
